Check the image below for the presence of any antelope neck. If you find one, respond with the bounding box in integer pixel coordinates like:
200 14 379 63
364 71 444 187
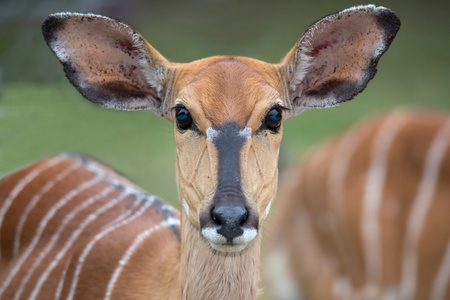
179 215 260 300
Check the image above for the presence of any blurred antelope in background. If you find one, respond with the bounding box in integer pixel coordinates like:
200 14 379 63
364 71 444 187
0 5 399 299
268 110 450 300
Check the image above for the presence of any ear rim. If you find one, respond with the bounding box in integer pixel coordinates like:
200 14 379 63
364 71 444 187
280 5 400 115
42 12 172 113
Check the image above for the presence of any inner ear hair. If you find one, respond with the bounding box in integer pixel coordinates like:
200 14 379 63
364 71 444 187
42 12 172 116
280 5 400 114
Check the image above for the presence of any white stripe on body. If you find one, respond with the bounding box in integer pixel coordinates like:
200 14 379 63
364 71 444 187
327 128 365 280
400 119 450 299
0 156 64 259
82 158 180 218
362 113 406 284
81 158 156 200
28 190 132 300
13 185 115 300
104 217 180 300
65 195 154 300
13 161 81 256
430 240 450 300
53 257 72 300
0 174 102 298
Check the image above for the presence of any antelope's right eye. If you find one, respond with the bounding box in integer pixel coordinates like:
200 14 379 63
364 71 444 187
175 107 193 130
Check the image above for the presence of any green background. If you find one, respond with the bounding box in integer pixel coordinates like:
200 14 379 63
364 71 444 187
1 0 449 222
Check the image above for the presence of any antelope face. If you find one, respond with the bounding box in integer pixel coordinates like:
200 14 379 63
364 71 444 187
42 6 399 253
173 58 284 252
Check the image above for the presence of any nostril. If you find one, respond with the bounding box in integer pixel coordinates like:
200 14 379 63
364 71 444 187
209 205 253 243
239 209 249 226
211 207 222 226
211 205 248 227
212 215 220 224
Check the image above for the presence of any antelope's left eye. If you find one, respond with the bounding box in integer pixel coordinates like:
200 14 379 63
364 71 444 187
265 107 282 131
175 107 193 130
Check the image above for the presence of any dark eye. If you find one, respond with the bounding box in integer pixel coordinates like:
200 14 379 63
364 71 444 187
175 107 193 130
265 107 282 131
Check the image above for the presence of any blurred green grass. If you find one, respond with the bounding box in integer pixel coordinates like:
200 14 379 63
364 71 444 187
1 0 450 210
0 83 177 204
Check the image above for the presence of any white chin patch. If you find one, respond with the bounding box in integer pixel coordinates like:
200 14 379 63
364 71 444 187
208 242 249 253
201 227 258 253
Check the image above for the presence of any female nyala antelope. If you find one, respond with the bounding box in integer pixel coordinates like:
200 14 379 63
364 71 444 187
0 5 399 299
268 110 450 300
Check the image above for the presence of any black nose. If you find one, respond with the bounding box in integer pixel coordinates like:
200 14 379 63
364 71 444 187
211 205 249 242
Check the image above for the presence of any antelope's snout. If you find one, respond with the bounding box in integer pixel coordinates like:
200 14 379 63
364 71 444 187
212 205 248 240
200 188 259 252
197 123 259 252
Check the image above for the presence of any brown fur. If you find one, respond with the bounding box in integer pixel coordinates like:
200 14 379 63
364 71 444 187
0 154 180 299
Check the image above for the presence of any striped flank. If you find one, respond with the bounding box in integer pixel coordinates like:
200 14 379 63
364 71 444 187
270 110 450 300
0 154 180 300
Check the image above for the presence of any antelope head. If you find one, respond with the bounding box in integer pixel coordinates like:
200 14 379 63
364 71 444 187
42 5 399 253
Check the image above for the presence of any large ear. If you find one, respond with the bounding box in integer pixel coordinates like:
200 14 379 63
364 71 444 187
280 5 400 116
42 13 171 116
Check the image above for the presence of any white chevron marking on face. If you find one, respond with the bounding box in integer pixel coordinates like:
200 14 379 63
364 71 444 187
238 127 252 140
206 126 252 141
206 127 220 141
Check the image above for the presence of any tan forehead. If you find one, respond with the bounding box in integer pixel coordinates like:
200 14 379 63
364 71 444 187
176 57 283 127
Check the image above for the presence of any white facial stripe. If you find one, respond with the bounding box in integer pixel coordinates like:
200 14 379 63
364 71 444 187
206 127 220 141
265 200 273 218
182 199 190 217
201 227 257 253
238 127 252 140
